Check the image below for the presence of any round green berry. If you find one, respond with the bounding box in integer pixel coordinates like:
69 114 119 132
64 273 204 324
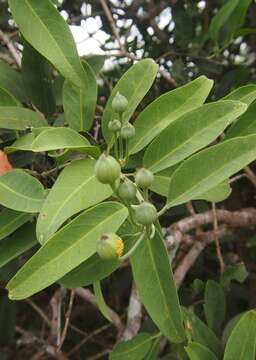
135 168 154 189
133 202 157 225
120 123 135 140
95 153 121 184
108 119 121 132
97 233 124 260
118 178 137 202
112 92 128 114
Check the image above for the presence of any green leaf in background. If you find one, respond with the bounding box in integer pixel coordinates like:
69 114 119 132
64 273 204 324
0 222 37 268
131 229 185 343
223 84 256 106
110 333 155 360
185 342 218 360
0 87 20 106
9 0 87 89
84 55 106 75
0 60 25 102
0 170 46 213
7 202 128 300
167 135 256 208
129 75 213 155
36 158 112 244
225 101 256 139
22 41 56 116
182 308 223 358
223 310 256 360
0 106 47 130
144 101 246 173
93 281 111 322
63 60 97 131
151 167 231 203
0 294 16 346
204 280 226 334
102 59 158 143
220 263 248 289
60 253 119 288
0 209 32 241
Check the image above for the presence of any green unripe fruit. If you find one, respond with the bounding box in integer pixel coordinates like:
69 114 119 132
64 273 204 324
118 178 137 201
112 91 128 114
97 233 124 260
135 168 154 189
120 123 135 140
133 201 157 225
95 153 121 184
108 119 121 132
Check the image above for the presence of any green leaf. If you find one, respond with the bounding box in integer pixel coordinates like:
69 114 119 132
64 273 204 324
84 55 106 75
9 0 87 89
167 135 256 208
203 280 226 334
0 87 20 106
0 294 16 346
102 59 158 143
223 84 256 106
185 342 218 360
151 168 231 203
223 310 256 360
60 253 119 288
0 209 32 241
225 101 256 139
0 60 25 101
93 281 111 322
220 263 248 289
131 229 185 343
0 107 47 130
36 158 112 243
0 223 37 268
144 101 246 173
143 336 161 360
7 202 128 300
129 76 213 155
182 308 223 358
22 41 56 116
110 333 154 360
0 170 46 213
63 60 97 131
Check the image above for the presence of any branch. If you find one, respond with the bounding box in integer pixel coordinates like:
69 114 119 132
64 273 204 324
0 29 21 68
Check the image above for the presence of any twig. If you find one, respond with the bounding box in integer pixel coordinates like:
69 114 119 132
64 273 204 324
121 283 142 341
212 203 225 273
50 288 65 347
0 29 21 68
57 289 75 352
244 166 256 187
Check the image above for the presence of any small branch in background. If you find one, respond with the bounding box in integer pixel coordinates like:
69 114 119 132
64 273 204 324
50 288 65 347
244 166 256 187
75 287 124 336
57 289 76 353
121 283 142 341
212 203 225 273
0 29 21 68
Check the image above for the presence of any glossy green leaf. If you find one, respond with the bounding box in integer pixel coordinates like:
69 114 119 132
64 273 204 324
129 76 213 155
223 84 256 106
63 60 97 131
22 41 56 116
9 0 87 89
102 59 158 143
220 263 248 289
37 158 112 243
0 60 25 101
7 202 128 300
204 280 226 334
225 101 256 139
223 310 256 360
144 101 246 173
0 170 46 213
131 229 185 343
0 107 47 130
182 308 223 358
0 209 32 241
85 55 106 74
0 87 20 106
110 333 154 360
167 135 256 208
185 342 218 360
93 281 111 322
151 168 231 203
0 223 37 268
